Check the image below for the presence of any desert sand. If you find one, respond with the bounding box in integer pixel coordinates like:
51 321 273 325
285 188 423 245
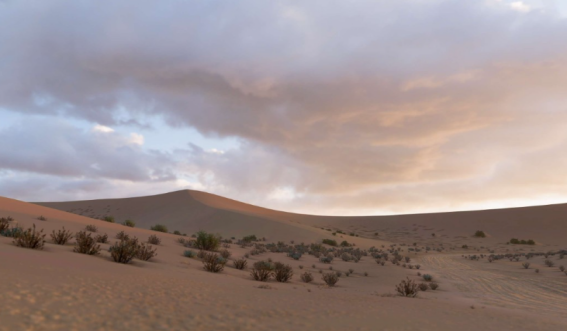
1 190 566 331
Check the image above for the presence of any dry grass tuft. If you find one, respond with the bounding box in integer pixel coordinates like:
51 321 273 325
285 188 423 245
51 227 73 245
13 224 46 250
74 231 101 255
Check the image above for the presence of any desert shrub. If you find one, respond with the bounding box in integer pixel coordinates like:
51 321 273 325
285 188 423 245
136 243 158 261
535 268 540 273
85 224 98 232
233 258 247 270
1 227 22 238
94 233 109 243
109 237 139 264
544 259 555 267
560 266 565 272
37 215 47 221
322 272 339 287
429 282 439 290
322 239 337 246
51 227 73 245
150 224 168 233
202 252 226 272
148 235 161 245
0 217 11 232
474 230 486 238
173 230 181 235
13 224 46 249
183 250 196 258
242 234 258 243
522 262 530 269
103 216 115 223
364 272 368 276
418 283 428 291
219 249 231 259
340 240 350 247
122 220 135 227
197 250 206 259
422 274 433 282
116 231 130 240
251 261 274 281
336 271 342 277
177 237 187 244
396 278 419 297
195 231 221 251
510 238 535 245
300 272 314 283
74 231 101 255
274 262 293 283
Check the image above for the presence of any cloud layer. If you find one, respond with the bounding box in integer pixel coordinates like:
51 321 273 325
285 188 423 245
1 0 567 215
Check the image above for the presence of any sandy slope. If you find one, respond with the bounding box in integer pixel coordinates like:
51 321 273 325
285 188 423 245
1 194 566 330
38 189 567 246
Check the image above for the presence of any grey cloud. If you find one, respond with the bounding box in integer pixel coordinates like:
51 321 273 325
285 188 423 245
1 1 567 213
0 119 176 182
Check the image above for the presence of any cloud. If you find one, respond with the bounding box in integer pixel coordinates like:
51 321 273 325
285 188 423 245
1 1 567 214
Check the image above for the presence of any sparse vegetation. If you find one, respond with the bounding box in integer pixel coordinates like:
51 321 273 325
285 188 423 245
103 216 115 223
85 225 98 232
274 262 293 282
13 224 46 249
418 283 428 291
233 258 247 270
150 224 168 233
74 231 101 255
148 234 161 245
544 259 555 267
322 239 338 246
474 230 486 238
300 272 314 283
0 217 11 232
195 231 221 251
183 250 196 258
116 231 130 240
396 278 419 297
522 262 530 269
429 282 439 290
94 233 109 243
509 238 535 245
202 252 226 273
136 243 158 261
109 237 139 264
322 272 339 287
37 215 47 221
122 220 135 227
422 274 433 282
251 261 274 281
50 227 73 245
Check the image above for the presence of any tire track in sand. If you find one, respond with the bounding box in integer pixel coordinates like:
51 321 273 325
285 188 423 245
420 254 567 317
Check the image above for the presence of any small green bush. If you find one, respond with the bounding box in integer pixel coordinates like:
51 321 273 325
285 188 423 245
183 250 196 258
150 224 168 233
195 231 221 251
422 274 433 282
322 239 337 246
103 216 115 223
122 220 135 228
242 234 258 243
173 230 181 235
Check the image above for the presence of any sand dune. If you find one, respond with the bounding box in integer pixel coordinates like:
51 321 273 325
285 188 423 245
38 189 567 246
1 193 566 330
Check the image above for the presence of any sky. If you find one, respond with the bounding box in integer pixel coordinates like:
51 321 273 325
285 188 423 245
1 0 567 216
